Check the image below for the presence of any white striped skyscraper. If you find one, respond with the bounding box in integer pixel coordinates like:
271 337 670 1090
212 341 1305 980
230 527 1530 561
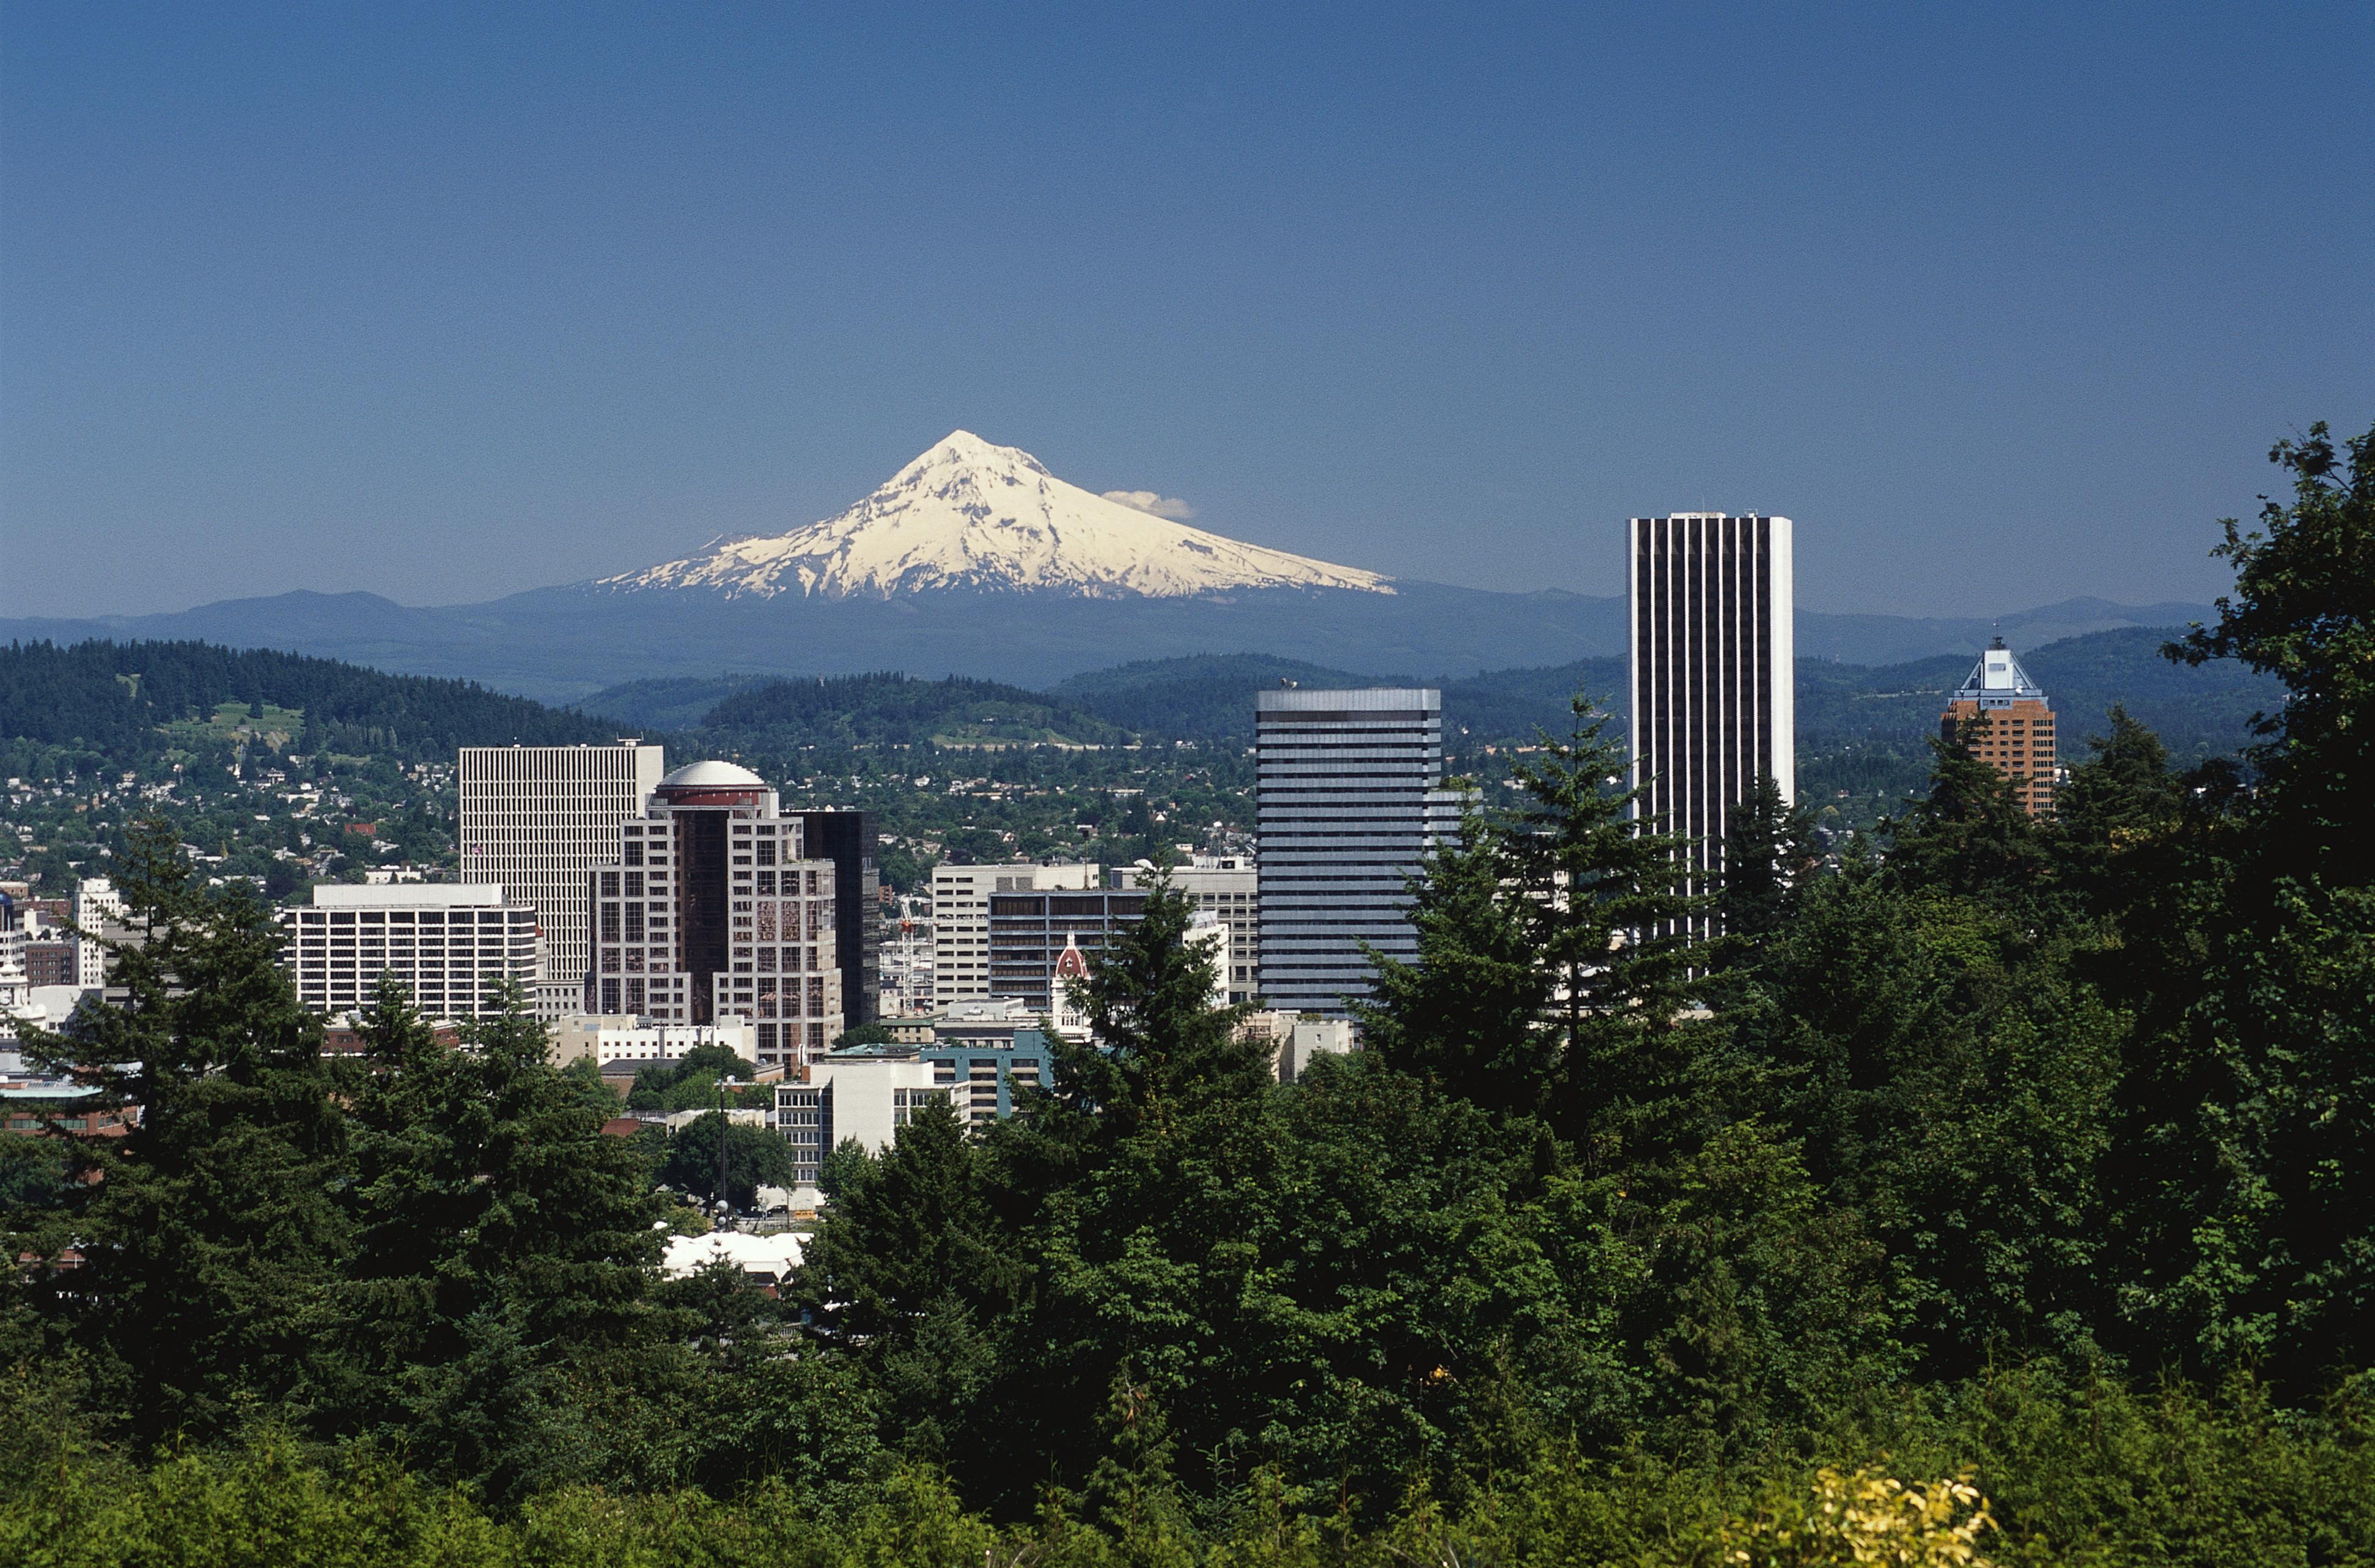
1627 513 1794 913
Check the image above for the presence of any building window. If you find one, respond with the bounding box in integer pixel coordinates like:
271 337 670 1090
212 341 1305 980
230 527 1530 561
602 979 620 1012
807 977 825 1014
600 948 621 973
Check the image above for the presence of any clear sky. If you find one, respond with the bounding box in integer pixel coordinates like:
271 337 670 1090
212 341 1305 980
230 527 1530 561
4 2 2369 620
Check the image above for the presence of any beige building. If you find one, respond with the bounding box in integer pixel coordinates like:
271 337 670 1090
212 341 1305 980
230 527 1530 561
278 883 538 1018
1118 854 1259 1003
458 743 666 990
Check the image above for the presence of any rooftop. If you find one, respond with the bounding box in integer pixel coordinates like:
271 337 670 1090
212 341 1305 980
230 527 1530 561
658 760 765 789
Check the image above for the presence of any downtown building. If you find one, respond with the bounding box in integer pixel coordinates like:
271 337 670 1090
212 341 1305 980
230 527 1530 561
1940 638 2058 817
583 761 844 1072
797 809 882 1023
1255 688 1464 1017
459 743 666 1013
1117 853 1259 1004
278 884 539 1018
1627 513 1795 925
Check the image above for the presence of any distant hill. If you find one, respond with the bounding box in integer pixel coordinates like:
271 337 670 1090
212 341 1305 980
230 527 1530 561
578 674 783 733
1799 625 2277 761
699 673 1129 750
0 639 618 765
1048 655 1415 737
1045 627 2273 765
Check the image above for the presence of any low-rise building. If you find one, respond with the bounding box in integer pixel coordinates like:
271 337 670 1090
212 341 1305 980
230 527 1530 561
277 884 540 1018
548 1014 757 1070
771 1029 1055 1183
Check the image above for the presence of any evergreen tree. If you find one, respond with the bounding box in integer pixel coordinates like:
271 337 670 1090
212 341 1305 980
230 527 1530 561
1716 772 1821 948
1045 873 1265 1138
1357 807 1553 1119
1882 711 2054 917
1497 698 1718 1160
331 978 665 1504
17 815 350 1446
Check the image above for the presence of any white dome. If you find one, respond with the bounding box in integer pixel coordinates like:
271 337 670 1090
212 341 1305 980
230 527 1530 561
658 760 765 788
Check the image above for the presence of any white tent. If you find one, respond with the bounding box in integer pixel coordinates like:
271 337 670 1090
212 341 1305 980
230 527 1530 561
661 1229 805 1284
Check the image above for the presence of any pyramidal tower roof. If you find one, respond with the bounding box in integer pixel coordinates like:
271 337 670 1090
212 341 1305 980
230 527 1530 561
1952 636 2048 703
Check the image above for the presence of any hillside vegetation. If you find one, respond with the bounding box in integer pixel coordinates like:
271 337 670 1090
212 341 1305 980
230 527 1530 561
3 420 2369 1565
0 639 617 767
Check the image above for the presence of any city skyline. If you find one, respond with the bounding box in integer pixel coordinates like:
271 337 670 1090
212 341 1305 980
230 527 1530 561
5 6 2367 625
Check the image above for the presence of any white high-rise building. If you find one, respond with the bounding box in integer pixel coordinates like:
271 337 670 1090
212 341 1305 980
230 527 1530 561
458 744 665 989
278 884 539 1018
1255 688 1464 1017
1626 513 1795 919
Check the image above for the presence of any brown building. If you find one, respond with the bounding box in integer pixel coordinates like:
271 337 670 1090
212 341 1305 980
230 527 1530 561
22 941 76 988
1940 637 2057 818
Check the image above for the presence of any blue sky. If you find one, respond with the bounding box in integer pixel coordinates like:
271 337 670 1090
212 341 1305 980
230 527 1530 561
4 1 2368 620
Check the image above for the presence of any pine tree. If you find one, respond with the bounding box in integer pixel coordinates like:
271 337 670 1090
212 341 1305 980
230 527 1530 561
1048 873 1265 1136
17 815 350 1446
1716 773 1822 948
1357 806 1553 1119
1497 698 1716 1158
1882 711 2055 917
331 978 664 1503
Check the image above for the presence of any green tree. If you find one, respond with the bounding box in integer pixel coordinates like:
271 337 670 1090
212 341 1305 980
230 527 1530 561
1047 873 1265 1138
1882 712 2054 919
1357 808 1553 1119
816 1135 875 1199
1717 772 1822 948
2170 418 2375 880
17 815 350 1448
657 1112 795 1210
1497 698 1721 1161
333 978 666 1504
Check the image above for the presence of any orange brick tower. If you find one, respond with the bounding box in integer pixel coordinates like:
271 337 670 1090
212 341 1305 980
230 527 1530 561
1940 636 2056 818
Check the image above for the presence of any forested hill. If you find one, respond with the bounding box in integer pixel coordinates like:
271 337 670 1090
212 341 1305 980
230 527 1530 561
1046 627 2273 756
0 639 619 764
592 671 1132 749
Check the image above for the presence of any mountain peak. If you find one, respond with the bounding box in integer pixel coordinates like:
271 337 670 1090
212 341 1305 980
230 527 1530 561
596 433 1393 602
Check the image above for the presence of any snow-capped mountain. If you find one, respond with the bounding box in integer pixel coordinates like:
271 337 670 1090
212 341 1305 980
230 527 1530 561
596 430 1394 600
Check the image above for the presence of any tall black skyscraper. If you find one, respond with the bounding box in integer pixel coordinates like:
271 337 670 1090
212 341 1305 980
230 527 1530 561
799 809 882 1025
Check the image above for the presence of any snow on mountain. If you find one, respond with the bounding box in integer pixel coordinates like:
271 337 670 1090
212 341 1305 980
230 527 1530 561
596 430 1394 600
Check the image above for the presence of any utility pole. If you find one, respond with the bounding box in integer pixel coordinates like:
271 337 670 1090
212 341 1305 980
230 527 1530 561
715 1073 730 1223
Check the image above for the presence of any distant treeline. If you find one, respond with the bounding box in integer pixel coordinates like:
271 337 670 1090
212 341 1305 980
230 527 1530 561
0 639 619 764
605 671 1132 750
1043 630 2274 759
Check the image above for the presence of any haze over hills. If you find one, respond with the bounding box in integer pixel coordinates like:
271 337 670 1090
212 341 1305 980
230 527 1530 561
1 431 2217 701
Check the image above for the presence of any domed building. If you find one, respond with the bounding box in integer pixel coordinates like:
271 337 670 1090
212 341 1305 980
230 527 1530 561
585 759 844 1069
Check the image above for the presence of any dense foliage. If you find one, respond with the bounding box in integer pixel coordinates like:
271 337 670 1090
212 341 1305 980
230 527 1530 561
0 638 619 764
2 421 2369 1564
